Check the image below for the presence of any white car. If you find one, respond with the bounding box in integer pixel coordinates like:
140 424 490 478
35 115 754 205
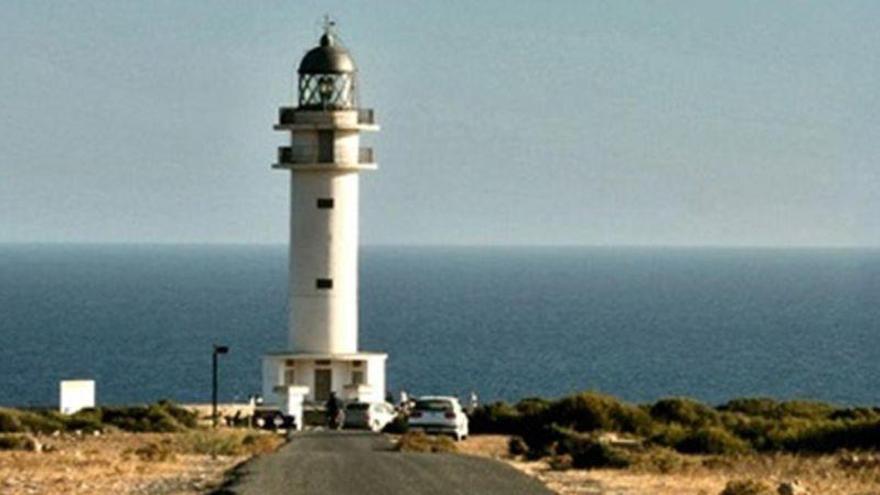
344 401 397 432
407 396 469 441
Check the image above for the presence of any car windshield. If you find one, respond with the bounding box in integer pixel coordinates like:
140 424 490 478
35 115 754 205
414 400 453 412
346 403 370 411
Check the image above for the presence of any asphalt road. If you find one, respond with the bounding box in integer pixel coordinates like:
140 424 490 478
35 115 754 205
215 431 552 495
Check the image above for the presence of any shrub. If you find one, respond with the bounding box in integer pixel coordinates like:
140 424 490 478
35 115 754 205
100 404 185 432
777 401 835 420
516 397 552 417
133 441 175 462
156 400 198 428
650 398 719 427
0 433 38 451
546 392 651 434
2 410 65 434
719 480 773 495
780 419 880 453
468 402 521 434
719 398 836 421
650 423 690 449
65 409 103 432
558 434 631 469
829 407 880 422
508 436 528 456
0 409 23 433
520 423 568 460
674 427 750 455
395 432 457 453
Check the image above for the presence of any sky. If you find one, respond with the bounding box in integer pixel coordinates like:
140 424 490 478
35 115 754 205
0 0 878 246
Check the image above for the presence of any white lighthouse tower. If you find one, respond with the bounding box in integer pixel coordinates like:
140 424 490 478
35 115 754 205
262 25 386 410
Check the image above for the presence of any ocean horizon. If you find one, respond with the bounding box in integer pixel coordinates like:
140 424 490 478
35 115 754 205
1 244 878 407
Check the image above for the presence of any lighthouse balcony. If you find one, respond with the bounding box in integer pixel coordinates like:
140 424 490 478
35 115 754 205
274 146 376 170
275 107 379 131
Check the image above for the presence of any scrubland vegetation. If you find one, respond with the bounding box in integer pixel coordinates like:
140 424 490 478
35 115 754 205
466 393 880 494
395 431 458 453
0 400 198 438
471 392 880 466
0 402 282 495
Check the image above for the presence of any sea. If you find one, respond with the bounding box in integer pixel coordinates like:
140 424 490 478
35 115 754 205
1 245 878 408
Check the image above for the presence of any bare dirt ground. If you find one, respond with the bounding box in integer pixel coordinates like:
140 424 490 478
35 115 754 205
0 430 281 495
459 435 880 495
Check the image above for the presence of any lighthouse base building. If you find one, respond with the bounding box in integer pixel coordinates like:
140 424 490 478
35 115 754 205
262 352 387 405
261 27 386 413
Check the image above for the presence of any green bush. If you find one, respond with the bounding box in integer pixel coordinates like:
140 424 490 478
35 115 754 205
719 398 781 418
65 409 104 432
674 426 750 455
508 436 528 456
546 392 651 434
829 407 880 422
100 404 186 432
8 410 64 434
0 409 23 433
777 400 836 420
650 423 690 448
0 433 38 451
520 423 568 460
557 433 631 469
156 400 198 428
515 397 552 417
650 398 719 427
780 419 880 453
468 402 521 434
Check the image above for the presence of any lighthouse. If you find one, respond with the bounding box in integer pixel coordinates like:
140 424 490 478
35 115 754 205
262 24 386 411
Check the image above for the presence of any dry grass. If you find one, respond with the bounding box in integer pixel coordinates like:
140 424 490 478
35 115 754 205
395 432 458 453
0 429 283 495
460 435 880 495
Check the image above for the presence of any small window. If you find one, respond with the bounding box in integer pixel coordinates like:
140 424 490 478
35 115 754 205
315 359 331 366
317 198 334 209
283 368 296 385
351 371 365 386
316 278 333 289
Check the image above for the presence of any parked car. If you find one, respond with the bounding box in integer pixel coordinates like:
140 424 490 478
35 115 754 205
253 408 296 431
407 396 469 441
344 401 397 432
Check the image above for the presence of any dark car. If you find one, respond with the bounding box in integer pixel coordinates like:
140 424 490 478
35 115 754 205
253 408 296 431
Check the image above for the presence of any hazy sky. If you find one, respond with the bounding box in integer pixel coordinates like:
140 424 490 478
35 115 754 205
1 1 878 246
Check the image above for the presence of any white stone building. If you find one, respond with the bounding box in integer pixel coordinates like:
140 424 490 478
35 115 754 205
262 27 386 410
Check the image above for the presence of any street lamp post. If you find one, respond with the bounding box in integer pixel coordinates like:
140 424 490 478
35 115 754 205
212 344 229 428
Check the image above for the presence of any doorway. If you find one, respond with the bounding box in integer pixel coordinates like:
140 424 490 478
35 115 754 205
314 369 332 402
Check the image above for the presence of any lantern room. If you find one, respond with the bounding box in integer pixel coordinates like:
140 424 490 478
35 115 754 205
297 31 357 110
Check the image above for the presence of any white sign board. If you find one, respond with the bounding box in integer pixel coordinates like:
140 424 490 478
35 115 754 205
59 380 95 415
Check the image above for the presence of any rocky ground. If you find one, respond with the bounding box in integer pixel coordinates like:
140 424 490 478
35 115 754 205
0 430 281 495
458 435 880 495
